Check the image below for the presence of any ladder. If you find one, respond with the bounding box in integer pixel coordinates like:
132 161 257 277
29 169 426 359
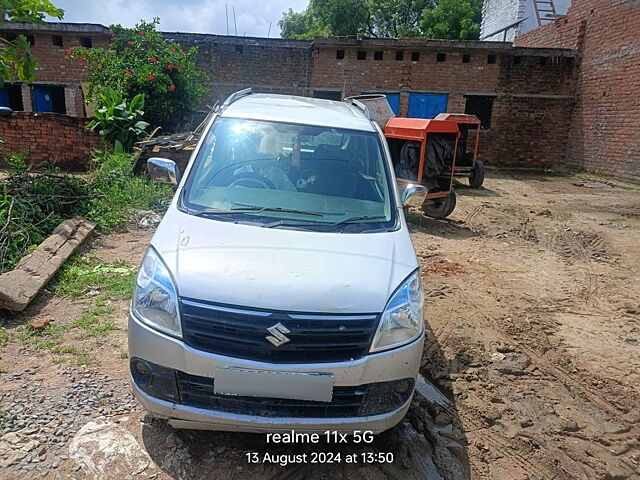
533 0 557 26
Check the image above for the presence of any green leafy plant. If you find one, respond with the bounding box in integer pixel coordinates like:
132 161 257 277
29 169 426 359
68 19 208 131
87 88 149 153
53 255 137 298
0 326 9 345
84 151 171 230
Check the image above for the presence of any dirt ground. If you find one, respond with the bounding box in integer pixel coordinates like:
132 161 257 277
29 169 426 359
0 171 639 480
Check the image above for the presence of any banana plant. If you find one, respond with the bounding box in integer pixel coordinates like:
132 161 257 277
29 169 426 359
87 87 150 153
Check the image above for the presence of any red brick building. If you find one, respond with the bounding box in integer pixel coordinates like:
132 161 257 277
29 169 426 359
515 0 640 182
0 3 637 181
0 22 109 117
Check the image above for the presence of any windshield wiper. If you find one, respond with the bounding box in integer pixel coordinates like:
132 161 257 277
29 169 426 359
263 219 325 229
230 205 324 217
192 206 324 218
332 215 388 225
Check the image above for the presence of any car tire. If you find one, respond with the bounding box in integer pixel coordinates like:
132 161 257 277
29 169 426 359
469 160 485 188
421 190 457 219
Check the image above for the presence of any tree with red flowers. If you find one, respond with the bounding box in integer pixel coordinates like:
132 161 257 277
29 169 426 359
67 19 208 130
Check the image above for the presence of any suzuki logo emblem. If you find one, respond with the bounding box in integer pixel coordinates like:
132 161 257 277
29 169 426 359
266 323 291 347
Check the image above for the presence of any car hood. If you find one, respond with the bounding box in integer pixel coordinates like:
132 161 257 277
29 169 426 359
150 208 418 314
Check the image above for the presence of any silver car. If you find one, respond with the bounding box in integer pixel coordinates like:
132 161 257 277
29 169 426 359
128 90 427 433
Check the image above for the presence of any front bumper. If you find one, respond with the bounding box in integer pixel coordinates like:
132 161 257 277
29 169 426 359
128 312 424 433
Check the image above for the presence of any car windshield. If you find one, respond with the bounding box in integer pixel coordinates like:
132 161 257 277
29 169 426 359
181 117 396 232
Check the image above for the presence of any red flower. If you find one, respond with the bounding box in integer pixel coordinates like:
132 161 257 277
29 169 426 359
109 30 116 36
147 74 155 81
181 50 187 55
127 41 133 46
139 31 146 35
169 84 176 91
149 56 157 63
65 49 72 55
79 55 86 61
125 71 132 76
170 47 177 52
167 64 174 70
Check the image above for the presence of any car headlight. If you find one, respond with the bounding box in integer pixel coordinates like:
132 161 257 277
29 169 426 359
132 247 182 338
370 270 424 352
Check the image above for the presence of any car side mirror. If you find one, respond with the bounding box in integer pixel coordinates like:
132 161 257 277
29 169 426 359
0 107 14 117
147 157 180 186
400 183 428 207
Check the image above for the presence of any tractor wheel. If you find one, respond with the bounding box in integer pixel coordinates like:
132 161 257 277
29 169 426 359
421 190 457 219
468 160 485 188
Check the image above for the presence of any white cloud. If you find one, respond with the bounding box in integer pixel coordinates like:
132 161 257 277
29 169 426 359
47 0 309 37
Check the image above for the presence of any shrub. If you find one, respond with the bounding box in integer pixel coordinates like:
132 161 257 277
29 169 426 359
84 151 171 231
68 19 208 131
0 151 170 273
87 88 149 153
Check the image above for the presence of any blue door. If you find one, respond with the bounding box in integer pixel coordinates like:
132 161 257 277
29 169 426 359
33 86 54 112
408 93 448 119
0 87 9 108
384 93 400 115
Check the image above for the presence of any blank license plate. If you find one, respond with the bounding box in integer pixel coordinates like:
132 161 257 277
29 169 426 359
214 367 334 402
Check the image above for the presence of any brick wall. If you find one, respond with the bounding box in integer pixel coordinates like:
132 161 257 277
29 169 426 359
516 0 640 182
0 112 103 169
164 33 312 106
311 38 577 168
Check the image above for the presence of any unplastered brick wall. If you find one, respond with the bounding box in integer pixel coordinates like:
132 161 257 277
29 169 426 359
516 0 640 182
0 112 103 169
18 32 109 84
164 33 312 105
311 38 578 168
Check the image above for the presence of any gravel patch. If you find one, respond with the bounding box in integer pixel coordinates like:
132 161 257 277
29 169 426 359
0 365 140 477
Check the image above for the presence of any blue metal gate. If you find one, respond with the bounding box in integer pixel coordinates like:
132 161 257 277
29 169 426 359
384 93 400 115
33 86 54 112
407 93 448 119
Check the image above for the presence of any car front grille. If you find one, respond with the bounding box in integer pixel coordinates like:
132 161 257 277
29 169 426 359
180 298 380 363
131 358 414 418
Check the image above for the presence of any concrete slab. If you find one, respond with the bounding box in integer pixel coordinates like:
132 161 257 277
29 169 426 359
0 217 94 311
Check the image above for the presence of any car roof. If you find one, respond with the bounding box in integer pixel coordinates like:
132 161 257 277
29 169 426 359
220 94 377 132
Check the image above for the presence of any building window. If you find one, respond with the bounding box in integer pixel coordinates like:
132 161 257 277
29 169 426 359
465 95 495 130
336 49 345 59
80 37 92 48
513 56 521 65
52 35 64 46
487 54 497 64
540 56 548 66
235 45 244 53
411 51 420 62
374 51 383 61
437 53 446 62
313 90 342 101
0 84 24 111
462 54 471 63
357 50 366 60
396 51 403 61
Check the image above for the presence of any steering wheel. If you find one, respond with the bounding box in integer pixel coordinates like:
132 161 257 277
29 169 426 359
227 172 276 189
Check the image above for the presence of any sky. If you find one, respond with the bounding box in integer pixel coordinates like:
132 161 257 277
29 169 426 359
46 0 309 38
